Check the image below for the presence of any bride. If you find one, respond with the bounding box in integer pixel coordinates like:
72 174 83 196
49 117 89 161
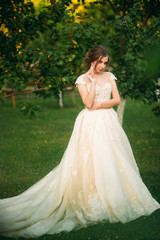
0 45 159 238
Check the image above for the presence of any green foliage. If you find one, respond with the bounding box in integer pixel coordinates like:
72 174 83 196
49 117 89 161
152 103 160 117
0 97 4 103
0 0 71 93
18 101 41 117
0 0 46 90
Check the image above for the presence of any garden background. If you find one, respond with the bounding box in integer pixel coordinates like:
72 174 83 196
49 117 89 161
0 0 160 240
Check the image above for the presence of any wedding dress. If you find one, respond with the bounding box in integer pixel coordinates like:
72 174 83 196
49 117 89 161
0 72 159 238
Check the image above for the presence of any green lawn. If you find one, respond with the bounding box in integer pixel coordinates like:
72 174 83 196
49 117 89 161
0 93 160 240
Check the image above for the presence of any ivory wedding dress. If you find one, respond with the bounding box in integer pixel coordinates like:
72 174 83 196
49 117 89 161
0 72 159 238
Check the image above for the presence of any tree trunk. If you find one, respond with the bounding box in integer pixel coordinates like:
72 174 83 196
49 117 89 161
117 97 127 125
59 91 63 108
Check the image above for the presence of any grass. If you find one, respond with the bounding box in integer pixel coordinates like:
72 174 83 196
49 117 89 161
0 92 160 240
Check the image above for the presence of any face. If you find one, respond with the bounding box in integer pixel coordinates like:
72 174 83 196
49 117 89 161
93 56 109 74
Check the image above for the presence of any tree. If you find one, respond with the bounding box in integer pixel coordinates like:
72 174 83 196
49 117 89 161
100 0 160 123
0 0 71 99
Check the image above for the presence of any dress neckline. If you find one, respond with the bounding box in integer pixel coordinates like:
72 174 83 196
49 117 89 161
87 81 111 89
96 81 111 89
82 73 111 89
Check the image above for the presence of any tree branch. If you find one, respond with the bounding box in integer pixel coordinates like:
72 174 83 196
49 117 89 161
142 0 151 27
122 73 157 95
2 87 48 99
106 0 121 17
122 0 127 19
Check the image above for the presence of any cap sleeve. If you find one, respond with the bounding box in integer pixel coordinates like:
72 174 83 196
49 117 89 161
110 72 117 81
75 75 87 86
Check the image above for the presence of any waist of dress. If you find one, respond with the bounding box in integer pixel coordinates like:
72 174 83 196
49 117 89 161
83 107 114 114
76 107 118 122
84 106 112 111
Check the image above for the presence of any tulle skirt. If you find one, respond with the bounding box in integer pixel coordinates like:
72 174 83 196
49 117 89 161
0 108 159 238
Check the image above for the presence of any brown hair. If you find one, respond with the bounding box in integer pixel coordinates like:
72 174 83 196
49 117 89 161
84 45 109 71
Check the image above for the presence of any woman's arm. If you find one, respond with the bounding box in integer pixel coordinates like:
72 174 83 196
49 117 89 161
77 66 97 109
77 80 96 109
89 80 120 110
102 80 120 107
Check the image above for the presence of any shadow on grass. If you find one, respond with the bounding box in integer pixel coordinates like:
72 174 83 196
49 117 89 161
1 209 159 240
50 209 160 240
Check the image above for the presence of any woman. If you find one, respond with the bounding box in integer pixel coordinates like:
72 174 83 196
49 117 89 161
0 45 159 238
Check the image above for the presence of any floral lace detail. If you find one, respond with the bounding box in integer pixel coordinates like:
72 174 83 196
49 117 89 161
75 74 86 85
72 170 77 176
75 188 106 222
75 210 86 224
86 193 106 221
91 82 112 102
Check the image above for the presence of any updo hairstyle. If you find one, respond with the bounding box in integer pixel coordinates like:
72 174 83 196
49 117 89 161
84 45 109 71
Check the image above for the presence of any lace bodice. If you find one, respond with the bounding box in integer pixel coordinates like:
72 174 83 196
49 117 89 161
75 72 117 102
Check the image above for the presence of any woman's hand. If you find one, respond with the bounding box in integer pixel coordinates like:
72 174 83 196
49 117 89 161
87 64 96 84
88 102 101 111
88 101 111 111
